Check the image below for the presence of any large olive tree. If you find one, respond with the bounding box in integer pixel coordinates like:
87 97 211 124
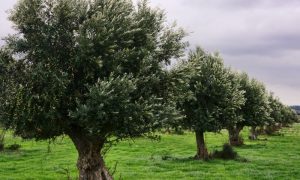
173 48 245 159
0 0 186 179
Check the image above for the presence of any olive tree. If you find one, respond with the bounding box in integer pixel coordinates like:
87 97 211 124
245 79 270 140
281 105 299 126
1 0 186 179
173 48 244 159
227 73 270 144
265 93 285 134
266 95 298 134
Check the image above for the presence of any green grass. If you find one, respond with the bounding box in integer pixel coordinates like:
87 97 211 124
1 124 300 180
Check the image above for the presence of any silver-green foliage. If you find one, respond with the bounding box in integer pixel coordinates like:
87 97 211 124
174 47 245 133
238 73 271 127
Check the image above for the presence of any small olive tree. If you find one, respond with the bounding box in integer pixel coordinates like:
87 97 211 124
173 48 245 159
0 0 186 179
265 93 285 134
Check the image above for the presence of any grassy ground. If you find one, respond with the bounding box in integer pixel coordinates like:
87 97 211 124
1 124 300 180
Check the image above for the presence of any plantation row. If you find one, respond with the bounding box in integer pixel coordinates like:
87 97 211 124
0 0 298 179
167 48 299 160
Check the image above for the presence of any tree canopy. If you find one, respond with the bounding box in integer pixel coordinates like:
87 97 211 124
240 74 270 128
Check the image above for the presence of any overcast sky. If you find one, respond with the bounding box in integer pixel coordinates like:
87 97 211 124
1 0 299 105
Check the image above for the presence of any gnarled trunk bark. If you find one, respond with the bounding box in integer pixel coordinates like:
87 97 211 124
195 131 209 160
228 125 244 146
69 133 113 180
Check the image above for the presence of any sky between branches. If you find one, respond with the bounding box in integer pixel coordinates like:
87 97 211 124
1 0 299 105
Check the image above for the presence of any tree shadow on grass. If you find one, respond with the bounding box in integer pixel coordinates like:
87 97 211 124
160 155 249 164
162 156 195 163
236 143 267 150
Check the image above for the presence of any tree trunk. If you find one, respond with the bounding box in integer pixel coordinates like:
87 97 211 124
69 133 113 180
228 126 244 146
194 131 209 160
0 130 5 151
249 126 258 140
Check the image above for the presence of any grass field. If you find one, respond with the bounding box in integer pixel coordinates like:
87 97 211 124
1 124 300 180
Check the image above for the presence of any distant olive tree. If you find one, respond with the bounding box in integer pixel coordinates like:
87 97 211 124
173 48 244 159
0 0 186 179
266 93 298 134
281 105 299 127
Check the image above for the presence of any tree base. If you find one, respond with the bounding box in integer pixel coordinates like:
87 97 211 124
78 168 113 180
194 154 210 161
69 132 113 180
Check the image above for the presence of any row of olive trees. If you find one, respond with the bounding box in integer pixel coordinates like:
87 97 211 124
167 47 298 160
0 0 298 179
168 48 245 159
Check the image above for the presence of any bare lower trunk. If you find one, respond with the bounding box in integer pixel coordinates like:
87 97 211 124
195 131 209 160
249 126 258 140
76 148 112 180
228 125 244 146
69 133 113 180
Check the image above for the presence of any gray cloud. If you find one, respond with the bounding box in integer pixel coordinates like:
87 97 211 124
1 0 300 104
216 33 300 56
0 0 16 45
181 0 300 10
149 0 300 105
